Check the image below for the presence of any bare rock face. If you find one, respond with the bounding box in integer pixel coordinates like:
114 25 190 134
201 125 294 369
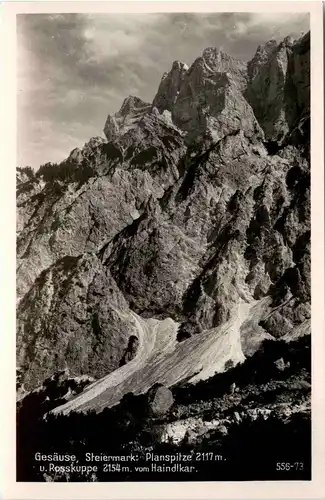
246 33 310 145
17 253 139 390
153 60 189 113
172 70 262 143
153 47 262 143
16 125 185 300
104 96 152 143
16 33 310 398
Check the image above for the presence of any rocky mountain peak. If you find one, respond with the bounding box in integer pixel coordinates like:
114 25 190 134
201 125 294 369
153 60 189 113
171 60 189 71
151 44 261 144
105 43 266 148
103 95 151 142
246 33 310 145
257 39 278 54
283 35 295 47
247 40 277 79
202 46 223 58
201 46 246 72
117 95 151 117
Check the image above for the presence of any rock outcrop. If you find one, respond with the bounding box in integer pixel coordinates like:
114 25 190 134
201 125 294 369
17 253 140 390
17 33 310 411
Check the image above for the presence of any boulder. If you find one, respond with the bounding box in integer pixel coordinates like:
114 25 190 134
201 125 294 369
274 357 286 371
147 384 174 416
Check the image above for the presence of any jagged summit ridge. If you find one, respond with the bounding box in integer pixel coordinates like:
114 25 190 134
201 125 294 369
103 33 309 149
104 44 258 145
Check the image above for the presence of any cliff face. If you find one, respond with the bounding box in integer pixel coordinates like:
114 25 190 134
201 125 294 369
16 34 310 409
246 32 310 145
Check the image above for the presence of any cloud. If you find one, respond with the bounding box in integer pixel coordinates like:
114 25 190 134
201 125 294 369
17 13 309 169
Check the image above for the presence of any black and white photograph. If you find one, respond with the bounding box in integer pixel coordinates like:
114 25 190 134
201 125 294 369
10 2 321 488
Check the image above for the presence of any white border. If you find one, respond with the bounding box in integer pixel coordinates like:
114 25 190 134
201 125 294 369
1 1 324 499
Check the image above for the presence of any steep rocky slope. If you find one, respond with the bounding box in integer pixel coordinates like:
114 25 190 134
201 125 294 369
17 32 310 420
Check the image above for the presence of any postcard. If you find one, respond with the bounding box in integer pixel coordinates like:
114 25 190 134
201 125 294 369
1 1 324 498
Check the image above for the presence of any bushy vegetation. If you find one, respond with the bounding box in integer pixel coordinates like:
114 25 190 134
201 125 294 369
16 336 311 482
17 166 35 180
173 336 311 405
35 160 95 185
17 395 311 481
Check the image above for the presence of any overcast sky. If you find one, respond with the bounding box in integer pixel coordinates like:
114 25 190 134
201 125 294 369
17 12 309 169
